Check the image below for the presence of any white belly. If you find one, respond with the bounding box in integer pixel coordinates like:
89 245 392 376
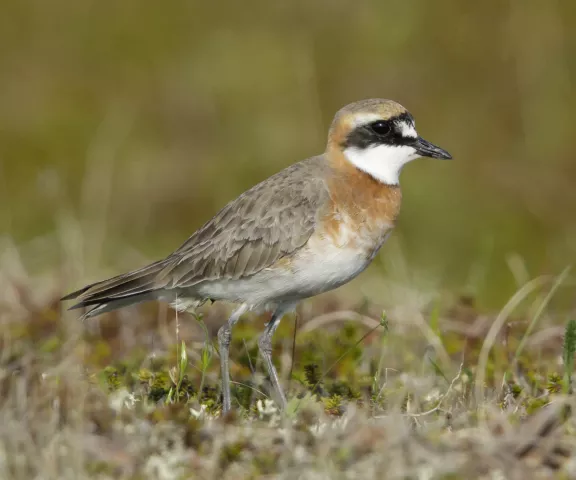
193 228 392 309
289 240 377 293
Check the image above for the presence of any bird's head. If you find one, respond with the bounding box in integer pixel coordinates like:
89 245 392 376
327 99 452 185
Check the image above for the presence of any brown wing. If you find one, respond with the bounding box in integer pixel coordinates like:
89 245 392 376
161 157 329 287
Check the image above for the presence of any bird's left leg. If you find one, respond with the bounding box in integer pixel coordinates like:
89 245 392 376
218 304 248 413
257 303 296 410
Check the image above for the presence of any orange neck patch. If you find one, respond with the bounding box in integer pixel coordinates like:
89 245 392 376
321 148 403 239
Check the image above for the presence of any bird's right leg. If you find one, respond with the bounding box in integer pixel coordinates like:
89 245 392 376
217 304 248 413
257 302 296 410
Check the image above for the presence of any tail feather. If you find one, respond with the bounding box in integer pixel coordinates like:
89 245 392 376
68 278 158 307
62 260 171 317
60 284 93 301
79 293 158 320
68 287 157 310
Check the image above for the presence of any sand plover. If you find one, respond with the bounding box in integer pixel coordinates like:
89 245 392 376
63 99 452 412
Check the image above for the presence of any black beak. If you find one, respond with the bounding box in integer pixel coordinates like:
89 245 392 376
414 137 452 159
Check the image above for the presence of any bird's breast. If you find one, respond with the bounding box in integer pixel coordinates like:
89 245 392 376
289 220 393 296
315 209 394 259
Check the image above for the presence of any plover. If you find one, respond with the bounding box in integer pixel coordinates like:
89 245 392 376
63 98 452 412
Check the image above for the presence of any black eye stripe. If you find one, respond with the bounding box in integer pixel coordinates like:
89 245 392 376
342 112 417 150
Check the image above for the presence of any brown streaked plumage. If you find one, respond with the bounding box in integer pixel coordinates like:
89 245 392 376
62 98 452 412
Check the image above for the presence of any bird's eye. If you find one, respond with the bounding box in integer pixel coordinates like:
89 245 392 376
370 121 391 136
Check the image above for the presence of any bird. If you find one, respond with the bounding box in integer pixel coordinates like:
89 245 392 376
62 98 452 413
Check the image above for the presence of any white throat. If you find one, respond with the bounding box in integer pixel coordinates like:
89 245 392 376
343 144 420 185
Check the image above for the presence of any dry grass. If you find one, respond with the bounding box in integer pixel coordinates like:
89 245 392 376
1 231 575 479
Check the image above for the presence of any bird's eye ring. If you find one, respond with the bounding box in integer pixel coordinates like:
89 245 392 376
370 121 391 136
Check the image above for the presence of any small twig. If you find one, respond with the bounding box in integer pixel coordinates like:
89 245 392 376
242 338 255 374
229 381 269 399
375 368 399 402
376 362 464 419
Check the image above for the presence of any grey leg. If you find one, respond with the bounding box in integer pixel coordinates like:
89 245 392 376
218 304 248 413
258 304 295 410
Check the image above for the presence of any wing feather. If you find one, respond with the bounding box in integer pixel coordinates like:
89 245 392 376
164 157 329 287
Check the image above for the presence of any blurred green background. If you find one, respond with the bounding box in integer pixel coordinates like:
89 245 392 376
1 0 574 308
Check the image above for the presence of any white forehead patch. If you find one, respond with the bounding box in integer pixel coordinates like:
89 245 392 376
349 113 384 128
343 144 421 185
398 121 418 139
